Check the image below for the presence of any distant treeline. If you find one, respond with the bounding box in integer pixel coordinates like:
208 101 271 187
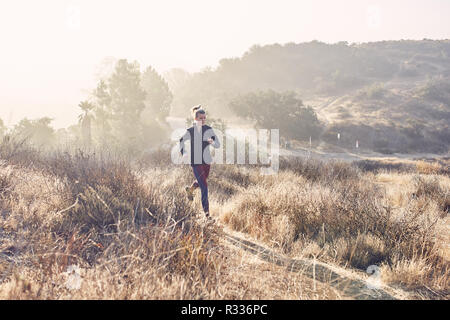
2 40 449 154
1 59 174 155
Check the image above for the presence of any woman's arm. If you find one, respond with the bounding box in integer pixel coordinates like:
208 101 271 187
209 129 221 149
179 129 191 156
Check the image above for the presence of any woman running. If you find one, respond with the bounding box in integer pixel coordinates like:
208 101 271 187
179 105 221 220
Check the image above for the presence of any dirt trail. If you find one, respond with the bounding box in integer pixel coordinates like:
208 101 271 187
281 145 449 163
211 222 408 300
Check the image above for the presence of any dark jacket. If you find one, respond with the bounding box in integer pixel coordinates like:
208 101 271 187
179 124 221 166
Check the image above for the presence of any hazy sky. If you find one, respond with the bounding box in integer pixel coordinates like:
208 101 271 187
1 0 449 128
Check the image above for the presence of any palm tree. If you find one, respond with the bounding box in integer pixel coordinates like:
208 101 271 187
78 100 94 147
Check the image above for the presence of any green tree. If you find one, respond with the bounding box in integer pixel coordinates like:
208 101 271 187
163 68 191 93
108 59 146 117
138 66 174 147
229 90 323 141
92 80 113 145
141 66 173 121
107 59 146 151
89 59 177 152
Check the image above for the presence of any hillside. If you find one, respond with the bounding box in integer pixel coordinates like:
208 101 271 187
167 40 450 153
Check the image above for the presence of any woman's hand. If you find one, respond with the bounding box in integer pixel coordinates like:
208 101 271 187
207 138 214 144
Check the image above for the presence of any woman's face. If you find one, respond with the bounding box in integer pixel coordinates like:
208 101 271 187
195 113 206 125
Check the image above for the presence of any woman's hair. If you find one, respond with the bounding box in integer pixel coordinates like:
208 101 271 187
191 104 206 119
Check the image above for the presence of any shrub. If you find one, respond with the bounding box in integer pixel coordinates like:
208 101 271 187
353 160 414 173
358 83 387 100
279 156 360 182
416 160 443 175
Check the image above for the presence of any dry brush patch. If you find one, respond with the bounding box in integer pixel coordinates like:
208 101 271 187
219 156 449 298
1 138 448 299
0 144 226 299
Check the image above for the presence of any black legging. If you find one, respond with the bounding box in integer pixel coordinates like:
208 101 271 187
191 164 210 213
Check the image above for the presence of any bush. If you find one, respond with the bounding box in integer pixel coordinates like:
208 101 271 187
413 175 449 214
416 160 445 175
0 135 44 168
419 79 450 105
279 156 360 182
358 83 387 100
353 160 414 173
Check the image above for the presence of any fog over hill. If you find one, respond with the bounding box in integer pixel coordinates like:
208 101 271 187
167 39 450 153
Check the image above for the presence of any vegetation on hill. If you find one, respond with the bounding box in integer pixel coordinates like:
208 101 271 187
1 40 448 154
167 40 450 153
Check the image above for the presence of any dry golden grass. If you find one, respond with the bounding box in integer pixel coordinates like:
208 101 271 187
217 156 449 299
0 137 448 299
0 139 225 299
416 160 446 175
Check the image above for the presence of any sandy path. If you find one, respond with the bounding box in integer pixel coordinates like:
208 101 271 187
208 221 409 300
